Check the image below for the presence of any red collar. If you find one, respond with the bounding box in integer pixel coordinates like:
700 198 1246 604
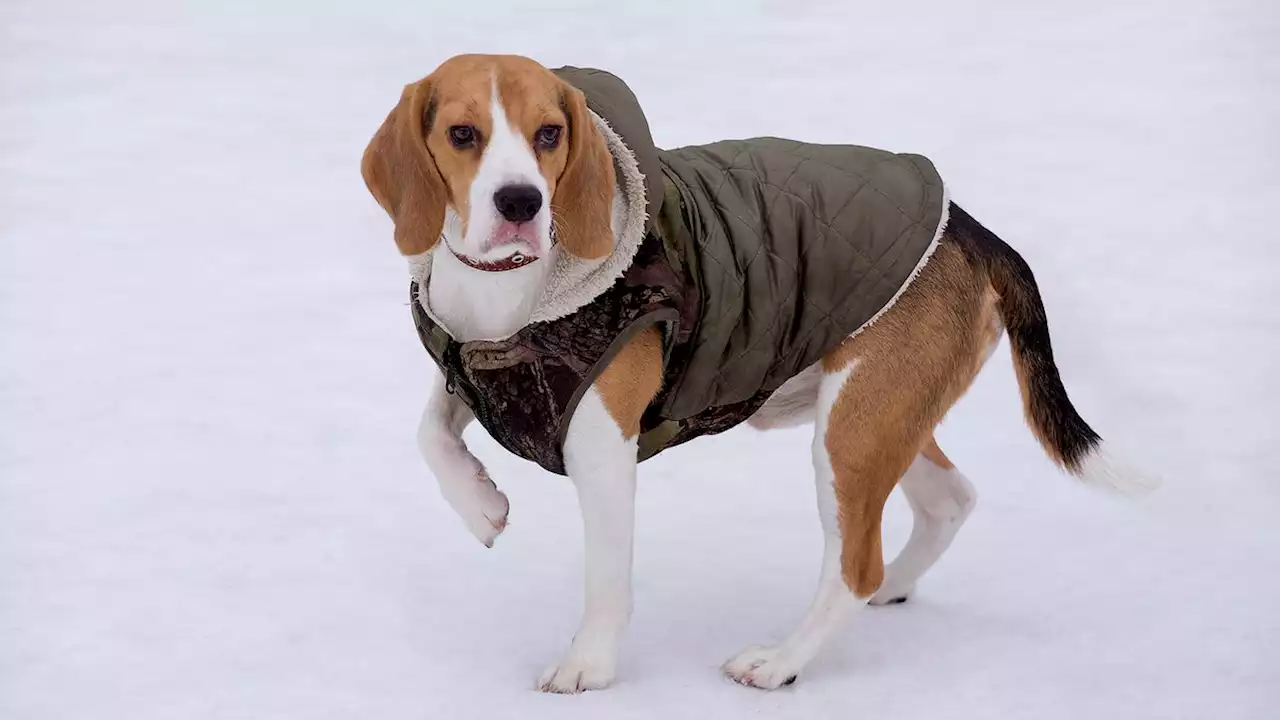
451 249 539 272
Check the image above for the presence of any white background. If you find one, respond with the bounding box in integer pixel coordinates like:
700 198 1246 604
2 1 1276 717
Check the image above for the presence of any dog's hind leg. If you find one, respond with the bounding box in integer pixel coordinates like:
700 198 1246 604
723 354 931 689
723 242 994 690
869 438 977 605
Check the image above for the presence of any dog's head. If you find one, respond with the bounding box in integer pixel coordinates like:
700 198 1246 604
361 54 615 267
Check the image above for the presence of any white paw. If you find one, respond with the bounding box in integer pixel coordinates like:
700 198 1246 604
537 651 616 694
722 645 800 690
868 581 914 606
439 467 509 548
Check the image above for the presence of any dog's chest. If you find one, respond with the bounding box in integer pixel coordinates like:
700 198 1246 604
411 232 686 475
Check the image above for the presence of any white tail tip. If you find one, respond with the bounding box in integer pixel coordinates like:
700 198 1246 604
1073 444 1161 496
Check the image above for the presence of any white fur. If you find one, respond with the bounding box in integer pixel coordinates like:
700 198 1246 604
405 89 649 693
1073 444 1161 496
417 375 509 547
452 79 553 262
410 109 649 341
724 361 863 689
426 228 552 341
869 454 977 604
402 73 1147 695
539 388 638 693
747 363 822 429
420 82 556 341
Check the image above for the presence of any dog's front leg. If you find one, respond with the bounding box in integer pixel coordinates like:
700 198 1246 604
538 386 638 693
417 374 509 547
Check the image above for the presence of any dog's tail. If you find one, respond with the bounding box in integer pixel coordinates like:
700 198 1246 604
949 204 1158 495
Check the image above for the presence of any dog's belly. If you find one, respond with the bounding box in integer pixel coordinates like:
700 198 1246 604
747 363 822 430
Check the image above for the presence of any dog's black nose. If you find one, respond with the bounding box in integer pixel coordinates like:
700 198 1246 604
493 184 542 223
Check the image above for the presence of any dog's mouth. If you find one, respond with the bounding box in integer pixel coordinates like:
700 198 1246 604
450 219 555 272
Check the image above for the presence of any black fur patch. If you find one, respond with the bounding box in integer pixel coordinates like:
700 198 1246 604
947 204 1102 471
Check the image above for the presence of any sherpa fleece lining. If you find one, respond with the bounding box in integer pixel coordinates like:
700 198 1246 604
409 109 649 328
408 110 949 361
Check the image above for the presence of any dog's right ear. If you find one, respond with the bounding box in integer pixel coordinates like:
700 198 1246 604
361 79 447 256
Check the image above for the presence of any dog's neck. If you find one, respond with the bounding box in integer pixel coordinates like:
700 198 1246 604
408 111 650 343
422 242 555 342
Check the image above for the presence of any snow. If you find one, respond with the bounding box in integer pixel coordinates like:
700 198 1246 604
2 0 1277 717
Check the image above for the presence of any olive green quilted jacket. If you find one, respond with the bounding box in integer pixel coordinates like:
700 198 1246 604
410 67 946 474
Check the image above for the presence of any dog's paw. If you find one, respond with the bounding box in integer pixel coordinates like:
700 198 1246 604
868 581 914 606
440 467 509 548
537 652 616 694
722 645 800 690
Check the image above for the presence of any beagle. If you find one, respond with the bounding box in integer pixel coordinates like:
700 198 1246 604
360 53 1153 694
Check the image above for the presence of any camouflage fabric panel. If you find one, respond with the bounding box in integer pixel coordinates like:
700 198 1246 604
644 390 776 452
411 232 684 476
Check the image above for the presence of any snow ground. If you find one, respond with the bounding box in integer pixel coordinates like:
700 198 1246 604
2 1 1277 718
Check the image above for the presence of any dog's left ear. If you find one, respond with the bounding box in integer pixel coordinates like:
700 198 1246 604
553 83 615 260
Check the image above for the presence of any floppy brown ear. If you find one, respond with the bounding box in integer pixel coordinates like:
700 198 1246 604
553 84 615 260
361 80 447 256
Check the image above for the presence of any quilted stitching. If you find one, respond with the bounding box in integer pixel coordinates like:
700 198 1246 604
658 137 944 419
422 65 949 466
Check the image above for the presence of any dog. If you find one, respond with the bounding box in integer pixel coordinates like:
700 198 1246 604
360 53 1153 693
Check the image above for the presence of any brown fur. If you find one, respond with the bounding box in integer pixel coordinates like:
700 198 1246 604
595 326 665 439
550 82 615 259
592 238 997 598
360 54 613 259
820 240 999 597
370 54 1025 604
921 436 956 471
361 79 449 255
495 67 571 211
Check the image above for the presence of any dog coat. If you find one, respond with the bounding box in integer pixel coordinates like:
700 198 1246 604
411 67 948 475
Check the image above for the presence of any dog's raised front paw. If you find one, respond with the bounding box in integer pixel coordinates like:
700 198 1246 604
537 651 616 694
439 467 509 548
722 645 800 690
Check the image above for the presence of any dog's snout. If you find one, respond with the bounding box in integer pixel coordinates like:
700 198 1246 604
493 184 543 223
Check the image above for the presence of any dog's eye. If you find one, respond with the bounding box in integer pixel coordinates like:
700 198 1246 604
534 125 561 150
448 125 477 149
